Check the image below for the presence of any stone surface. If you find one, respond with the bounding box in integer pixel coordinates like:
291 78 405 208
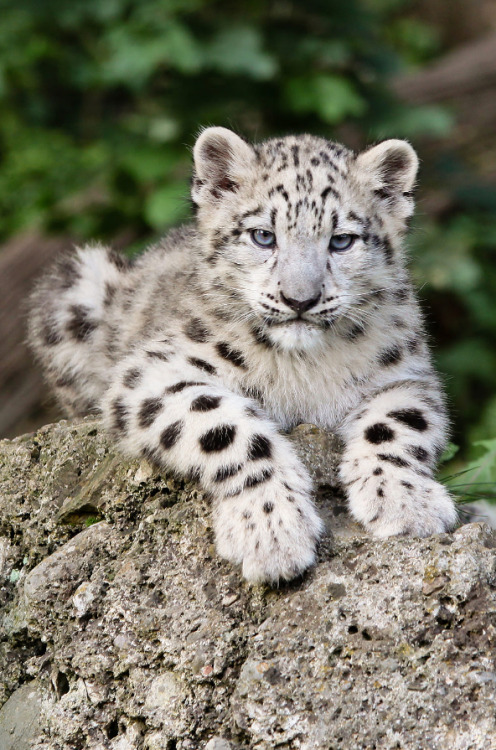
0 680 49 750
204 739 233 750
0 418 495 749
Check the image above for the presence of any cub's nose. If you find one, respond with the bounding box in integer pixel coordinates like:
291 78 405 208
280 292 321 313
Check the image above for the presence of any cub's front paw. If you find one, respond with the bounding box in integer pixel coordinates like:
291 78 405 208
214 477 324 584
348 473 458 538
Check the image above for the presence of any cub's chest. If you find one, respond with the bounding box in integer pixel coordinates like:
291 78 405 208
234 343 368 429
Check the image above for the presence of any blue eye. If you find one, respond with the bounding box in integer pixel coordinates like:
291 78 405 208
251 229 276 248
329 234 356 252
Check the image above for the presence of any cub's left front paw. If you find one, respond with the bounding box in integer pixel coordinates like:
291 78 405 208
348 474 457 538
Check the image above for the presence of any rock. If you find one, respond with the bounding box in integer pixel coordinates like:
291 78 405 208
23 522 114 606
204 738 233 750
0 417 495 750
0 680 50 750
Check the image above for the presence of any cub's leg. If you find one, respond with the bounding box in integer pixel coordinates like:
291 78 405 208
338 382 457 537
102 342 323 583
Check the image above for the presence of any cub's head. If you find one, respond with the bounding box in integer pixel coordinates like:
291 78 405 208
192 127 418 351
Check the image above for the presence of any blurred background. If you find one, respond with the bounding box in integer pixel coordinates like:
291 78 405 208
1 0 496 492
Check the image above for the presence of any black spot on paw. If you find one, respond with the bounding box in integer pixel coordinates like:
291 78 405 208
365 423 395 444
244 468 274 489
188 357 217 375
373 467 383 476
184 318 211 343
377 453 409 468
199 424 236 452
160 420 183 449
138 397 163 428
247 434 272 460
214 464 243 482
167 380 207 394
263 501 275 514
387 408 428 432
66 304 97 342
215 341 247 369
408 445 430 462
401 480 414 490
191 394 222 412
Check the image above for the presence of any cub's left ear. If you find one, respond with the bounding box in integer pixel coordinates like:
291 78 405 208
356 139 418 204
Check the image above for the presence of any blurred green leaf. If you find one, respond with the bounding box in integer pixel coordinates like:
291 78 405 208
120 146 184 182
205 26 277 79
371 104 454 139
461 440 496 487
297 38 351 68
439 442 460 464
101 22 202 87
144 180 190 230
285 74 366 124
387 18 440 66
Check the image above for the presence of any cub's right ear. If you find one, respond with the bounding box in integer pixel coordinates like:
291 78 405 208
192 127 256 207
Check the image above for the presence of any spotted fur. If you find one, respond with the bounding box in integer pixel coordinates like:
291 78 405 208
28 127 457 583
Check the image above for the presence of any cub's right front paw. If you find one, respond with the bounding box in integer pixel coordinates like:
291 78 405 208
213 475 323 584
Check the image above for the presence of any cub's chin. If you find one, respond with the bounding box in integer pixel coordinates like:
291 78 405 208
265 320 326 352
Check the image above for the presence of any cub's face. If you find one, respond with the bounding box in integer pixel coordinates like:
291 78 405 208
192 128 418 351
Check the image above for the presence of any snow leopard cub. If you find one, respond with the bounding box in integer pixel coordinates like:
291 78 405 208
28 127 457 583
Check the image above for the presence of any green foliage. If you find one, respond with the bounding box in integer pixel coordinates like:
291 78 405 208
441 440 496 505
409 194 496 459
285 74 367 124
1 0 496 475
0 0 448 241
464 440 496 487
439 442 460 465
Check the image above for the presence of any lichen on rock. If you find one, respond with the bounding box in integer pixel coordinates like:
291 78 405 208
0 418 495 749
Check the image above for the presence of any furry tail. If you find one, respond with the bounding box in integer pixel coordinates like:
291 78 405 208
28 244 132 415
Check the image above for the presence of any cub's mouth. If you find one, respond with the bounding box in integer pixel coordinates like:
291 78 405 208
269 315 337 331
273 318 313 327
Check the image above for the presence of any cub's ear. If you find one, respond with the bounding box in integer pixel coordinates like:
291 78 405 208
192 127 256 207
356 139 418 208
